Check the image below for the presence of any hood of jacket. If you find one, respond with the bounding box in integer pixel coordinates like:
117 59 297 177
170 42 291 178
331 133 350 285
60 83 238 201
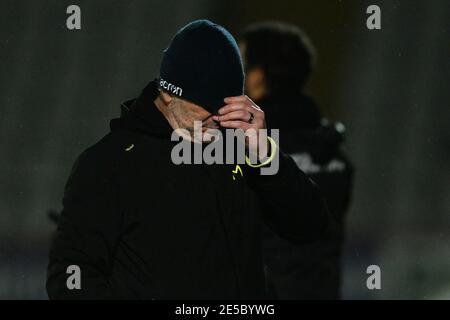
110 80 173 138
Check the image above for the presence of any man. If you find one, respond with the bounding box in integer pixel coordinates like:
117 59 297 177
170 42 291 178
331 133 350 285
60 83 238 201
241 22 353 299
47 20 329 299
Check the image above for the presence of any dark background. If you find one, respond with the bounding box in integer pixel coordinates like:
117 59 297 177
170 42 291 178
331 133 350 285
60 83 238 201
0 0 449 299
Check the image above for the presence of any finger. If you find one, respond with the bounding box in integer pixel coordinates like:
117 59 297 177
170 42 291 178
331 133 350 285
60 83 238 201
213 110 250 122
218 103 252 115
224 95 248 104
219 120 251 130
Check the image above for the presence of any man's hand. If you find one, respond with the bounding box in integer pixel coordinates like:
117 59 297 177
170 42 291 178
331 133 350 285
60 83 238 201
212 95 269 162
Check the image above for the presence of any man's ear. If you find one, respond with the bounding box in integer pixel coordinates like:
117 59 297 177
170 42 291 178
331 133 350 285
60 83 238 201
252 66 265 85
246 66 266 101
159 90 173 105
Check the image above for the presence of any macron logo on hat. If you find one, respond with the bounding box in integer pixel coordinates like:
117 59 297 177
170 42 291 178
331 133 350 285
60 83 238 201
159 78 183 97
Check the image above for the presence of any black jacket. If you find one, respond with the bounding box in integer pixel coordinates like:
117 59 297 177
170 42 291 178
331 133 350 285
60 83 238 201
46 81 329 299
260 93 354 300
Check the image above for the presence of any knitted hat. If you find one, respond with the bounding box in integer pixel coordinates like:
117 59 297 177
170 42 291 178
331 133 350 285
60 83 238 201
159 20 244 113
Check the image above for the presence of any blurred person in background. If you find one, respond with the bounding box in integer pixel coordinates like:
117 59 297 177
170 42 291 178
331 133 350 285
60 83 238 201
240 21 354 299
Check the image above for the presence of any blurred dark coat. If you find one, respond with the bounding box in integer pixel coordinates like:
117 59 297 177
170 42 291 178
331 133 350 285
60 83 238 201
260 93 354 300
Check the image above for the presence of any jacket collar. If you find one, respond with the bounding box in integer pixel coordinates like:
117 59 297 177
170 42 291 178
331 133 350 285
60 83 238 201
110 80 173 138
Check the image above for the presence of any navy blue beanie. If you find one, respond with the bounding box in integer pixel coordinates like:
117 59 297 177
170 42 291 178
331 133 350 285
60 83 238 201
159 19 244 113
